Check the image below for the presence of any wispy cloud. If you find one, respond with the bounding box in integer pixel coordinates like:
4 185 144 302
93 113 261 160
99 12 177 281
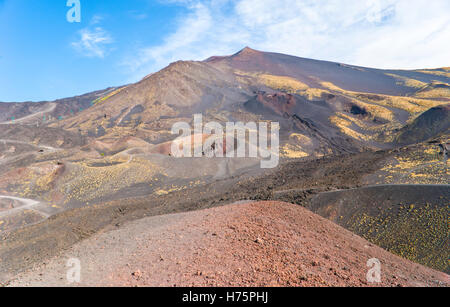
71 27 113 58
123 2 214 76
122 0 450 80
90 14 104 25
127 10 148 20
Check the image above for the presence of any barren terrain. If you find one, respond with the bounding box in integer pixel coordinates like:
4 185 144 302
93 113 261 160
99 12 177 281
0 48 448 287
7 202 448 287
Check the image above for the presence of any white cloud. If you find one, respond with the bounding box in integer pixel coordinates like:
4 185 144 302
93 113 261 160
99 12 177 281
124 0 450 79
71 27 113 58
123 2 215 76
90 15 104 25
128 10 148 20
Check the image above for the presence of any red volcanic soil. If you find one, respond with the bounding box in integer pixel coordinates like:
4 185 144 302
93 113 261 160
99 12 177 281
254 93 297 116
150 133 232 156
9 202 448 287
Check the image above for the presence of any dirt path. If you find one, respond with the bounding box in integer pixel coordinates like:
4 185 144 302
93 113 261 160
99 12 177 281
0 103 56 125
0 139 58 152
7 202 448 287
0 196 49 218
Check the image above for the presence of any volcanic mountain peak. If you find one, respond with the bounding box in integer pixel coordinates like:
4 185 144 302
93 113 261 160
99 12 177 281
1 47 445 159
0 47 449 282
3 48 449 153
233 46 261 56
204 46 261 63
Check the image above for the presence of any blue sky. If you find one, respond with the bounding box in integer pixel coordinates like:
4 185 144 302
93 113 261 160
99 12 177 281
1 0 449 102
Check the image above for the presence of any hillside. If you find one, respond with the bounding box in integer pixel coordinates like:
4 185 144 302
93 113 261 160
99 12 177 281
309 185 449 273
396 104 450 144
0 49 437 158
3 47 449 154
0 88 119 124
0 48 448 285
6 202 448 287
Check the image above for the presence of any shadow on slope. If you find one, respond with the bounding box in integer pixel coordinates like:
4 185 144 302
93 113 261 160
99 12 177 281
308 185 450 273
395 104 450 145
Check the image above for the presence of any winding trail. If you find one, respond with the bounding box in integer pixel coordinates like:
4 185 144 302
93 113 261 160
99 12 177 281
0 139 59 166
0 139 58 152
0 103 56 125
0 195 49 218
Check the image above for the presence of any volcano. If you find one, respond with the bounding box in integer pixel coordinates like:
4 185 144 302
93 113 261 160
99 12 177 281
0 48 448 286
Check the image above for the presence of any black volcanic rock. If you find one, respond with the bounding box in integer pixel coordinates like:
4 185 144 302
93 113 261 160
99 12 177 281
396 104 450 145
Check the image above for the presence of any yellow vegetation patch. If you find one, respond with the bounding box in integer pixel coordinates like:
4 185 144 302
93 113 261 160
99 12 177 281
281 144 309 158
424 147 439 155
234 70 313 95
320 82 395 120
378 149 447 184
329 115 369 141
320 81 347 93
377 97 427 114
414 86 450 99
289 133 313 146
353 99 394 122
410 173 428 178
385 73 427 89
301 88 331 100
155 190 169 196
93 87 127 105
257 74 309 93
384 157 424 170
35 169 59 192
155 185 186 196
347 204 449 272
63 157 163 202
320 80 446 115
374 95 446 115
416 69 450 78
337 112 373 130
16 163 62 198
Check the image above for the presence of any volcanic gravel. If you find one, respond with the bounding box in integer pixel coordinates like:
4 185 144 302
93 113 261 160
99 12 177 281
8 202 448 287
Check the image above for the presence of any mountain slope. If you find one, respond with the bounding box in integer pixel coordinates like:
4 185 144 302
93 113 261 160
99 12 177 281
0 88 120 125
396 104 450 144
0 47 448 241
207 47 450 96
6 202 448 287
32 48 444 158
309 185 450 273
3 47 448 153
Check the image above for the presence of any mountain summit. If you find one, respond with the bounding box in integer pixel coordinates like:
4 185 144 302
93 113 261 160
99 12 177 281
2 48 449 152
0 48 448 282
